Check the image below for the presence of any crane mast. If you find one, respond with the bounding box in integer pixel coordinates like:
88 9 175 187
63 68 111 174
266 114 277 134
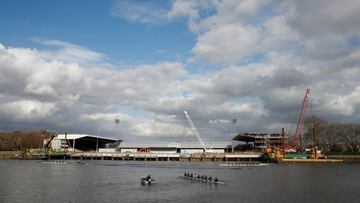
184 111 207 152
292 88 311 149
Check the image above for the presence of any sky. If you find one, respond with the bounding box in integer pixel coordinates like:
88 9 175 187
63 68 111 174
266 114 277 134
0 0 360 143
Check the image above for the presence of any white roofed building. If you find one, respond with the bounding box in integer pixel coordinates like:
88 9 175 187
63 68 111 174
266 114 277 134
50 134 121 152
119 142 231 154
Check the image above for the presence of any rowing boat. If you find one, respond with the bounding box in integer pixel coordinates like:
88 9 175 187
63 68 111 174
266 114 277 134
141 178 154 185
219 162 268 167
178 176 225 185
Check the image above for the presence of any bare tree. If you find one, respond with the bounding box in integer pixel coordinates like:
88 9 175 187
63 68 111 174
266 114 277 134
0 130 53 151
304 116 360 152
343 124 360 152
322 124 344 152
303 115 328 147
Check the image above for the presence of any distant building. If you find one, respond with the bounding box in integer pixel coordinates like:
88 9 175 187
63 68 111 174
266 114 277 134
233 133 288 150
119 142 231 154
48 134 121 152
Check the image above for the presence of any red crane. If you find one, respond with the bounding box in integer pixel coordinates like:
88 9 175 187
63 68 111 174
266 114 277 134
292 88 311 149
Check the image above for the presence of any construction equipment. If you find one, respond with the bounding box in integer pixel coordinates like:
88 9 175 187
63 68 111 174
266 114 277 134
281 128 288 154
310 126 325 159
42 132 57 160
184 111 207 152
44 132 56 149
292 88 311 149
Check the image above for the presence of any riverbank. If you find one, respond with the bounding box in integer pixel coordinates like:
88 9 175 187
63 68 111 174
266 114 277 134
326 155 360 162
280 158 344 164
2 151 360 163
1 151 263 162
0 151 22 159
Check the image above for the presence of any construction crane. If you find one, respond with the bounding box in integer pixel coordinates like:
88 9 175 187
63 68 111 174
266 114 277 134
184 111 207 152
45 132 56 149
43 132 56 160
292 88 311 149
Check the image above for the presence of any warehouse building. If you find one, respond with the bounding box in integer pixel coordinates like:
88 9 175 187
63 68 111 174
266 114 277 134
49 134 121 152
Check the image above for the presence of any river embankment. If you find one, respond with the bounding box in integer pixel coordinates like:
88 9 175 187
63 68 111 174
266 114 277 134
2 150 360 162
325 155 360 162
0 151 21 159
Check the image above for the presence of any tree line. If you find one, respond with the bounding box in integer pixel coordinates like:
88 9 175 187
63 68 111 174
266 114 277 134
303 116 360 153
0 130 52 151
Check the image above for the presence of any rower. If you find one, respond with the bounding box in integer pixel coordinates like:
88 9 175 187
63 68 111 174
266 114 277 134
146 174 152 181
208 176 212 181
214 177 219 182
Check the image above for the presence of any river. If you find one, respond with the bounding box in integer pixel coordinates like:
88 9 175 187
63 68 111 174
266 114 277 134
0 160 359 203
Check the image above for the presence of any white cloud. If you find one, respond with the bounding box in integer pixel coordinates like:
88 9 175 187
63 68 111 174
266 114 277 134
1 38 360 139
317 86 360 116
192 23 261 64
209 119 231 125
169 0 276 64
80 112 185 137
206 102 266 116
288 0 360 37
0 42 190 138
230 0 269 16
33 39 105 65
168 1 200 18
111 0 169 24
0 100 57 121
169 0 360 65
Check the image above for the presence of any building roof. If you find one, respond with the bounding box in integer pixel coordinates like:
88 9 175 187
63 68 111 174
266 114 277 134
56 134 120 142
119 142 231 149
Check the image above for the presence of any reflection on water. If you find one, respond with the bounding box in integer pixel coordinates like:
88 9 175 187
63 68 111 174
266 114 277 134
0 160 359 203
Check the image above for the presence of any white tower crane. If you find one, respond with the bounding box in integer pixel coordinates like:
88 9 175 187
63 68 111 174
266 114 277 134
184 111 207 152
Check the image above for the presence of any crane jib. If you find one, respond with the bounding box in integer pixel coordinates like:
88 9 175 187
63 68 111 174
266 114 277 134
184 111 207 152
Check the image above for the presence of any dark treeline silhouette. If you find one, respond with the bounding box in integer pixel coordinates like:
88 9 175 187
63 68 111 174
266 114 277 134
303 116 360 153
0 130 53 151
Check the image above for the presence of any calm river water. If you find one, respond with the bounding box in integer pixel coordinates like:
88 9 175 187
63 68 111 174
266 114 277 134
0 160 359 203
